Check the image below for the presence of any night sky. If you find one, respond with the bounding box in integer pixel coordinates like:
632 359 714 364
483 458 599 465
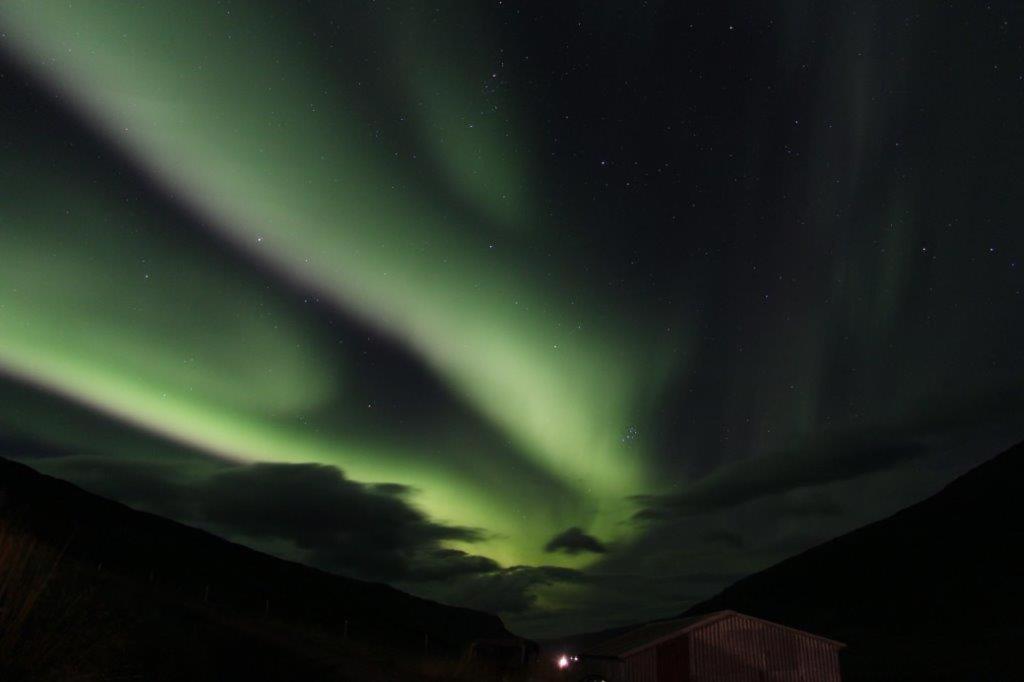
1 1 1023 637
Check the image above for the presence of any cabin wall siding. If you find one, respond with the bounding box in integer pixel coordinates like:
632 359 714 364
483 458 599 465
578 612 842 682
655 632 690 681
689 616 841 682
623 647 658 682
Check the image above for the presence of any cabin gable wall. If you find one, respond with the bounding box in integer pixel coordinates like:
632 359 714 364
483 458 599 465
655 632 691 681
623 647 658 682
688 615 841 682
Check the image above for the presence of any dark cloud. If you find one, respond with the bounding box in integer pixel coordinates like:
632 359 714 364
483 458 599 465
0 434 83 460
701 530 745 550
198 462 492 582
370 482 416 496
676 571 745 584
633 436 928 520
432 565 587 614
409 549 502 581
498 569 744 636
29 456 502 585
544 527 607 555
633 391 1024 523
775 491 845 518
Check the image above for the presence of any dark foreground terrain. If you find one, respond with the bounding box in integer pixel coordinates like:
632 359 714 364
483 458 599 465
0 456 536 681
4 443 1021 680
683 441 1024 680
542 443 1023 681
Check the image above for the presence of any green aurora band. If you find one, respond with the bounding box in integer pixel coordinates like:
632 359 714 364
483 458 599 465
0 2 684 570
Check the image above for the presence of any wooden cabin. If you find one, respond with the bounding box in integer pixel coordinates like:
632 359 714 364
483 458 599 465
572 610 844 681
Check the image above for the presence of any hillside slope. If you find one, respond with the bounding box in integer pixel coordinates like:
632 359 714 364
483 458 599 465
0 456 514 680
682 442 1024 680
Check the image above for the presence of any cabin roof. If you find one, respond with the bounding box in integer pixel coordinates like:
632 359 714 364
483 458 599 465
580 610 845 659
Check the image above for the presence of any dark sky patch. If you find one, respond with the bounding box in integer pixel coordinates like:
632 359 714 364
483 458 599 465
544 527 608 555
632 437 928 520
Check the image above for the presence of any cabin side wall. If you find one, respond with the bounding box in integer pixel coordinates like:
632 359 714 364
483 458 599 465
654 633 691 681
689 615 841 682
622 648 658 682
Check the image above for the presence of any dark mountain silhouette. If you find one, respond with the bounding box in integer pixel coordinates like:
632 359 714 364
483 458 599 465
0 456 516 681
681 441 1024 680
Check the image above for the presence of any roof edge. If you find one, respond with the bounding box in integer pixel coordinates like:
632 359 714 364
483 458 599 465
615 611 735 657
732 612 847 650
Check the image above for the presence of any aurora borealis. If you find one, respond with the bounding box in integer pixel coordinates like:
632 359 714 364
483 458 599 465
2 1 1023 636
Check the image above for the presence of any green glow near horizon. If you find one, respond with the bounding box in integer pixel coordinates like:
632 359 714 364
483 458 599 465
0 1 683 569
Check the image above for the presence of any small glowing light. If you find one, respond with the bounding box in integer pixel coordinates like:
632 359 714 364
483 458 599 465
557 655 570 669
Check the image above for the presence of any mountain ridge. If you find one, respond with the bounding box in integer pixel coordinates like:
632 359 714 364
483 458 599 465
0 455 516 680
680 441 1024 679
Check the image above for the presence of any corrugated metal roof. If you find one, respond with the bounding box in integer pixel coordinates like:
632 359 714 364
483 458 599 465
580 611 844 659
581 612 732 658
